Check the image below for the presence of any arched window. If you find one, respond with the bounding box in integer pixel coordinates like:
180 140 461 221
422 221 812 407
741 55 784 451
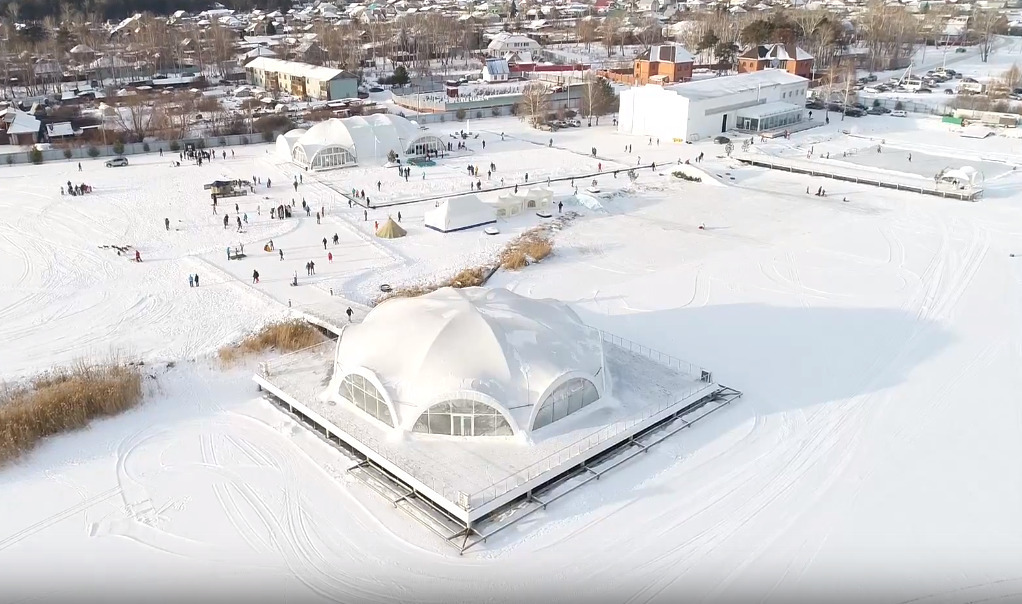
407 135 443 158
292 145 308 166
340 374 393 427
412 399 512 436
533 378 600 430
312 146 354 169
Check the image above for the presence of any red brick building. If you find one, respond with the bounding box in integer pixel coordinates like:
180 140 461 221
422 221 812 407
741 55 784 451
738 44 814 79
632 45 694 85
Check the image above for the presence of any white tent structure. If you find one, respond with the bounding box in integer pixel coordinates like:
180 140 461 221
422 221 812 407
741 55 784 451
280 114 444 171
938 166 984 190
424 194 496 233
328 286 608 437
486 192 526 218
275 128 306 159
523 187 553 210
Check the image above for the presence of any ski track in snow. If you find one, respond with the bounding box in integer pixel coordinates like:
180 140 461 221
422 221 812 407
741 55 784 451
2 108 1022 603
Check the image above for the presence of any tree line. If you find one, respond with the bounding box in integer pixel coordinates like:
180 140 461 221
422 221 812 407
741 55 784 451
1 0 291 22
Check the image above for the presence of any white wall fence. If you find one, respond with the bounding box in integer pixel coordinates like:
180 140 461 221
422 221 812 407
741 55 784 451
0 132 274 166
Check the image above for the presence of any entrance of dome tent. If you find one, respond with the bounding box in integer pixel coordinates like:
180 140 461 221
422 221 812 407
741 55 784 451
451 414 472 436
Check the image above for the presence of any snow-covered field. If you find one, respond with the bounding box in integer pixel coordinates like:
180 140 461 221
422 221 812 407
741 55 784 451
3 109 1022 604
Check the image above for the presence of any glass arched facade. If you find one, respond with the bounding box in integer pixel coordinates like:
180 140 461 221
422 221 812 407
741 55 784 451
310 145 355 169
533 378 600 430
340 374 394 427
407 135 443 157
412 399 513 436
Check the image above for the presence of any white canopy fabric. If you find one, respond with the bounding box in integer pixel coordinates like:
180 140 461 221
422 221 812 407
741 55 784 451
424 194 496 233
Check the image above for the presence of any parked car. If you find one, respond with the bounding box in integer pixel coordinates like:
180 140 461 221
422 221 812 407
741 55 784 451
944 88 955 95
713 136 731 144
805 99 825 109
105 156 128 167
865 73 878 82
955 47 967 53
916 87 932 94
867 107 886 115
843 107 866 117
891 110 907 117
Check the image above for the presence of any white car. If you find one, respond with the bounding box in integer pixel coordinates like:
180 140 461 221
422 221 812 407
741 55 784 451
891 110 907 117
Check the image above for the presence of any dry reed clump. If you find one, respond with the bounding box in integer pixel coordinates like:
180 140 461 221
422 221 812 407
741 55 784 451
381 266 491 303
0 363 144 466
218 320 326 364
500 229 553 271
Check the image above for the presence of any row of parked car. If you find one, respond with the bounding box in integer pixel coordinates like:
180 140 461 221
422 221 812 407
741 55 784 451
805 98 906 118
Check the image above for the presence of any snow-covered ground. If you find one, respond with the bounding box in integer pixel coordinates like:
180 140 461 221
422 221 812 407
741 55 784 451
3 111 1022 603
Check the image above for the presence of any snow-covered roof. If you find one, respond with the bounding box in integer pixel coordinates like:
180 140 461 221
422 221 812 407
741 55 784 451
287 114 426 164
243 46 278 59
741 43 813 62
664 70 808 101
486 31 540 51
736 100 803 119
46 121 75 137
245 57 355 82
639 44 694 64
5 110 40 135
333 286 606 434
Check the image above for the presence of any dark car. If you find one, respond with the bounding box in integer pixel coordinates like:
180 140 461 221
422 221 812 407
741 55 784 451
843 108 866 117
806 100 824 109
713 136 731 144
916 87 932 94
368 86 384 93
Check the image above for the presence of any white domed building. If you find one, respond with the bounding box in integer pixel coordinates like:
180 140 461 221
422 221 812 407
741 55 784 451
328 287 608 438
277 114 444 171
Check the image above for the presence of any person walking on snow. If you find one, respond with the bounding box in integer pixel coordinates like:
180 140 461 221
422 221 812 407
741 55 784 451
305 262 311 276
346 307 353 322
194 274 199 286
165 217 170 231
223 214 229 229
332 233 339 245
309 261 315 275
279 249 284 261
328 252 333 263
135 250 141 262
322 237 328 250
189 274 194 288
78 162 82 171
397 212 402 222
316 212 320 225
252 270 260 284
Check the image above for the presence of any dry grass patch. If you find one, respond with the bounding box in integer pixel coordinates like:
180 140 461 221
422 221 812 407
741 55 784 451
377 224 558 303
500 228 554 271
218 320 327 364
0 362 144 466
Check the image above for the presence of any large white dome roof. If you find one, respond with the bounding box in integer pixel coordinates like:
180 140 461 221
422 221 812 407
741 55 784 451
333 287 606 434
290 113 422 164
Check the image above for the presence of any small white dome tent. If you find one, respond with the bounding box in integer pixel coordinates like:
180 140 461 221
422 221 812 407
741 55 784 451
424 194 496 233
275 127 307 160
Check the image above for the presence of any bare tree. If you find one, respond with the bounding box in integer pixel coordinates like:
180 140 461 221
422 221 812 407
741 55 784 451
972 8 1006 63
112 94 165 142
515 81 551 126
578 17 598 53
580 75 618 124
1001 63 1022 90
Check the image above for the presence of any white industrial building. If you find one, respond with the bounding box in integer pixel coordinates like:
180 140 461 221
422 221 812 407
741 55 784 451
618 70 809 142
276 114 444 171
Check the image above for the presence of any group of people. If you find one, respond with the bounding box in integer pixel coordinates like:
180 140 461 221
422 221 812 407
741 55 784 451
61 180 92 196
